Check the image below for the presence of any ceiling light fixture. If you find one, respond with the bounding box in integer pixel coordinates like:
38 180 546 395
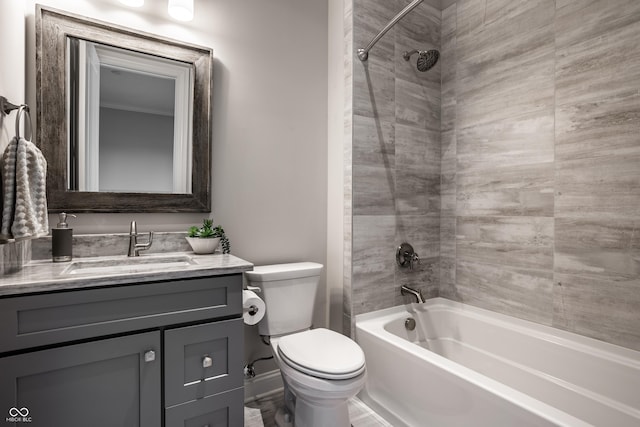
119 0 144 7
168 0 194 22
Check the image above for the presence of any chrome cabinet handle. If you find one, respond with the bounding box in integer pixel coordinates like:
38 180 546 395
202 356 213 368
144 350 156 363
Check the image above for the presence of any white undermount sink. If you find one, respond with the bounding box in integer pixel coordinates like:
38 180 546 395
61 255 197 276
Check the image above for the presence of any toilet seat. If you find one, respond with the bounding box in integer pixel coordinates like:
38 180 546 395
277 328 366 380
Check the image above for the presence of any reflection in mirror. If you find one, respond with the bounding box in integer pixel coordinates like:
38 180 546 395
37 6 212 212
68 39 193 194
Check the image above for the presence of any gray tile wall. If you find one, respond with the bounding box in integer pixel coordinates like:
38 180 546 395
0 232 191 275
441 0 640 351
346 0 442 331
30 232 191 260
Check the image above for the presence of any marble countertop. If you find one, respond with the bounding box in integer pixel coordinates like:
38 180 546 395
0 252 253 297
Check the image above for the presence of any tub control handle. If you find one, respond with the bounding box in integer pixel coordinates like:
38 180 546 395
410 252 420 270
397 242 419 269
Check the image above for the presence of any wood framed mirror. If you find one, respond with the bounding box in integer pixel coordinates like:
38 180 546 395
36 5 212 212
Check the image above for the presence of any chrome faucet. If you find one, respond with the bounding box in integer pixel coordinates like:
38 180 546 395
128 221 154 257
401 285 425 304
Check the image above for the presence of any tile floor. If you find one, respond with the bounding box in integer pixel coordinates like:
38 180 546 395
244 392 393 427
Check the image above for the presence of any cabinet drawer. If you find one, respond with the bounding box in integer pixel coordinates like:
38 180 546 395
165 318 243 407
0 275 242 354
165 387 243 427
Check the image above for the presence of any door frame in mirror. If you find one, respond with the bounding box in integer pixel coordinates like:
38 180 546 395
36 5 212 212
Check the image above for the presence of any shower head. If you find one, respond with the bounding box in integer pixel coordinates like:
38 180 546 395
403 49 439 72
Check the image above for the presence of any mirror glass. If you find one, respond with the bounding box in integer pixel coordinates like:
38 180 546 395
37 6 212 212
67 39 193 194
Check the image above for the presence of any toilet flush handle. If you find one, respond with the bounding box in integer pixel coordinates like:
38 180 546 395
246 285 261 293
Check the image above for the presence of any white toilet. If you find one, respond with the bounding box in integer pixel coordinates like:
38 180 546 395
245 262 366 427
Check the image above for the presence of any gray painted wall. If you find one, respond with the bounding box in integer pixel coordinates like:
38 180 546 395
0 1 28 274
4 0 328 380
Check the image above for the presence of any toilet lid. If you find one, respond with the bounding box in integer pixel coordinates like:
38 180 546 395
277 328 366 380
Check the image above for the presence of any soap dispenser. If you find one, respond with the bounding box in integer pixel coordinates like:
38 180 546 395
52 213 76 262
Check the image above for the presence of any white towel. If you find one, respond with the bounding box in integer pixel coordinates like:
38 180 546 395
1 136 49 241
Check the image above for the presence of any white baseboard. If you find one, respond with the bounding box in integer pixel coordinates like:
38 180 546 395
244 369 283 402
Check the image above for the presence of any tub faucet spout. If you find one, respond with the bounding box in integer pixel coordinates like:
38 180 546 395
401 285 425 304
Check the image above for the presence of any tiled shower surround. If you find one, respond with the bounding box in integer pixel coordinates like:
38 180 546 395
345 0 442 325
345 0 640 352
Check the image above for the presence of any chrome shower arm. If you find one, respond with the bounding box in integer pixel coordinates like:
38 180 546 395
403 49 419 61
357 0 424 61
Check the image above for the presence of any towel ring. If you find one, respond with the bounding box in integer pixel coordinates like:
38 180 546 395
15 105 32 141
1 96 20 116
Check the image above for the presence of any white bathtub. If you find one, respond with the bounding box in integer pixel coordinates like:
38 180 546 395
355 297 640 427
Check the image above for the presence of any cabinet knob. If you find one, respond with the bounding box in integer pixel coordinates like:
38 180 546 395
202 356 213 368
144 350 156 363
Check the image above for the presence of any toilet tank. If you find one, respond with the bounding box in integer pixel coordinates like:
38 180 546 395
244 262 323 337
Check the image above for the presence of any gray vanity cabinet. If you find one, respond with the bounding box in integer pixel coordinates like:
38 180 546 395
0 331 161 427
165 387 244 427
165 319 243 406
164 318 244 427
0 273 245 427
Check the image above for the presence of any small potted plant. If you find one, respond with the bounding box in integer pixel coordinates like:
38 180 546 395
186 219 231 254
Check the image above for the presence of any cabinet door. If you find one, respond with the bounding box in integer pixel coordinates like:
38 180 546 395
0 331 161 427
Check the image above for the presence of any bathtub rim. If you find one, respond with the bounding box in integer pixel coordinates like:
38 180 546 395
357 297 640 365
355 297 640 427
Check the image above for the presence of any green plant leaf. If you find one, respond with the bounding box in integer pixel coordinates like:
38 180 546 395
186 218 231 253
187 226 200 237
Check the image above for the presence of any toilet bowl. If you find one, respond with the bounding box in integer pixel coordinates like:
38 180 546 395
244 263 366 427
272 330 366 427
